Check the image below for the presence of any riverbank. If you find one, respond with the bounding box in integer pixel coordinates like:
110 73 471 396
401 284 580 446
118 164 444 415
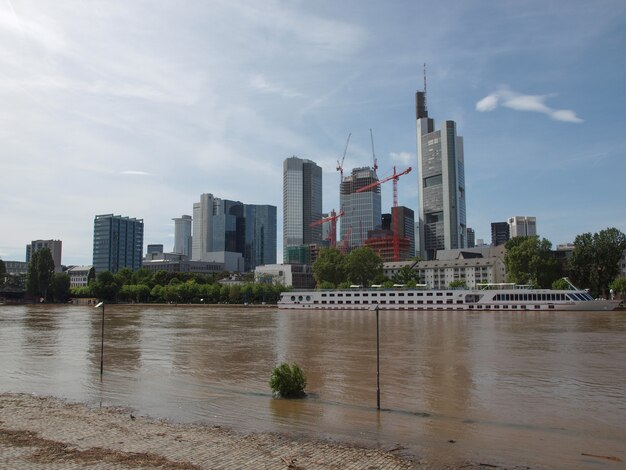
0 393 461 469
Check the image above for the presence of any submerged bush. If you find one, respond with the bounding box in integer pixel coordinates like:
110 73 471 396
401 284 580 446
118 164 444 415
269 362 307 398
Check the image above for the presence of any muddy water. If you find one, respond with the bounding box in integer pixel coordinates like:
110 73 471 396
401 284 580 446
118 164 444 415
1 304 625 468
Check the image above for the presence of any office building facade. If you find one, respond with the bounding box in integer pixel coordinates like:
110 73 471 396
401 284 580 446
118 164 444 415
283 156 323 261
26 239 63 273
416 90 467 260
508 216 537 238
491 222 510 246
172 215 192 257
92 214 144 274
244 204 277 271
340 167 381 250
192 193 276 272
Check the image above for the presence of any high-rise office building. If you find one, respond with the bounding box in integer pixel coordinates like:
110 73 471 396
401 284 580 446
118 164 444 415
491 222 510 246
26 239 63 273
283 156 323 261
340 167 381 250
467 227 476 248
192 193 276 272
92 214 144 274
172 215 192 257
508 216 537 238
244 205 277 271
416 87 467 260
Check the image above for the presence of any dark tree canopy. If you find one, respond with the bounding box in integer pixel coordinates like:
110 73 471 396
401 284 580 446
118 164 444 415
504 236 560 288
344 247 383 287
312 248 346 287
569 228 626 297
26 248 56 300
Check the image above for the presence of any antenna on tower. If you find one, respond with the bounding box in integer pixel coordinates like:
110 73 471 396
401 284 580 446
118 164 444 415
423 62 427 112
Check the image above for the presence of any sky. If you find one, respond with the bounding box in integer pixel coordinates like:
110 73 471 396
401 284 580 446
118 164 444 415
1 0 625 266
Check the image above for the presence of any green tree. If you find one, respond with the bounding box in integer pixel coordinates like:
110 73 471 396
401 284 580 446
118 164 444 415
312 248 346 287
131 268 153 286
0 258 6 286
114 268 134 286
569 228 626 298
344 247 383 287
448 280 468 289
551 278 572 290
392 265 423 285
504 236 560 288
609 277 626 295
269 363 307 398
92 271 122 302
26 248 56 300
87 266 96 285
50 273 71 303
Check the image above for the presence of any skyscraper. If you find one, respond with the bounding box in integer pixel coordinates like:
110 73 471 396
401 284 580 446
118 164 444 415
340 167 381 250
92 214 144 274
491 222 510 246
192 193 277 272
26 239 63 273
172 215 192 257
244 205 277 271
416 88 467 260
508 216 537 238
283 156 322 262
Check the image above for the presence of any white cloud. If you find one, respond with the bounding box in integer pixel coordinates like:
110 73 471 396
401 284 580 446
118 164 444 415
121 170 152 176
476 87 583 123
249 74 303 98
389 151 413 165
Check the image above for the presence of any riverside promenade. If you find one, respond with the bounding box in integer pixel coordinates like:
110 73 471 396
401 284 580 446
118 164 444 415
0 393 422 470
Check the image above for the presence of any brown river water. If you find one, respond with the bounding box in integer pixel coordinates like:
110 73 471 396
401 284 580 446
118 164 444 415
1 304 625 468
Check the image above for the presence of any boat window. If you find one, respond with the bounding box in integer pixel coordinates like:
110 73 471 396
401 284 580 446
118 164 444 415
306 296 311 301
380 293 386 297
436 292 443 296
298 296 303 301
321 300 327 304
427 300 433 304
447 300 453 304
291 296 295 301
389 293 395 297
321 293 327 297
345 293 351 297
457 300 463 304
337 293 343 297
363 293 369 297
446 292 453 296
398 300 404 304
408 293 414 296
427 293 433 296
313 300 318 304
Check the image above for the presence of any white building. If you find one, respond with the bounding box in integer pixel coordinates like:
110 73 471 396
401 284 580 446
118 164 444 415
508 216 537 238
172 215 192 257
67 265 92 288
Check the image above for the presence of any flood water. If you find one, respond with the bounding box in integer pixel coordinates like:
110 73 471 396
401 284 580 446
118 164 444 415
1 304 625 468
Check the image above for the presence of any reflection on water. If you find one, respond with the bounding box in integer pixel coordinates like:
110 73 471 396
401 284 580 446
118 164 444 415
1 304 625 467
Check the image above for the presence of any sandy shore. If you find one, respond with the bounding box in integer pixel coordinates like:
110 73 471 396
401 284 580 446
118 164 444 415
0 393 442 469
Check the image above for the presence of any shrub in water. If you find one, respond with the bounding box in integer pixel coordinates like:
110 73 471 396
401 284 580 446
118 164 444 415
269 362 307 398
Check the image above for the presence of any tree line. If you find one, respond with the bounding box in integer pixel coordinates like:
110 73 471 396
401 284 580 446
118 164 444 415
504 227 626 297
71 268 284 304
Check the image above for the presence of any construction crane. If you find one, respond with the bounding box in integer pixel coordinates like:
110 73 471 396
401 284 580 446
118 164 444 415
309 209 344 249
356 166 412 261
369 129 378 176
336 133 351 182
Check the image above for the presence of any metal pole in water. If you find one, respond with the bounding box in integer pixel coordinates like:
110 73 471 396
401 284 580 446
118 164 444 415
376 303 380 410
95 301 104 378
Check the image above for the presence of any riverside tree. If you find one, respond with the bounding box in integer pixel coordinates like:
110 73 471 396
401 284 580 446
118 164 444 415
569 228 626 297
504 236 560 288
312 247 346 287
26 247 56 300
344 247 383 287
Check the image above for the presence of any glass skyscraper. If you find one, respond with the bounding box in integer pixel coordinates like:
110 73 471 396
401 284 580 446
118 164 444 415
339 167 381 250
283 156 322 262
416 90 467 260
92 214 144 274
244 205 277 271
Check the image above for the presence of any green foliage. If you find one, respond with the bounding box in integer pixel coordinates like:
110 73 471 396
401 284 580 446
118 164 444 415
269 363 307 398
551 278 572 290
569 228 626 297
312 248 346 287
318 281 335 289
448 280 467 289
92 271 122 302
344 247 383 287
50 273 71 303
609 277 626 294
0 258 6 286
392 265 423 285
504 236 560 288
26 248 56 300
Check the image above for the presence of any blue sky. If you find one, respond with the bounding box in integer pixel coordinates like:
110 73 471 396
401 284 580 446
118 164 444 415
1 0 625 266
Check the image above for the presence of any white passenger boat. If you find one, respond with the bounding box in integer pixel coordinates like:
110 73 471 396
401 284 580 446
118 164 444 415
278 281 620 312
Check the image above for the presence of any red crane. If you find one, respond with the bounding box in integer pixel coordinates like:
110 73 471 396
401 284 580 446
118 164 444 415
356 166 412 261
309 209 344 249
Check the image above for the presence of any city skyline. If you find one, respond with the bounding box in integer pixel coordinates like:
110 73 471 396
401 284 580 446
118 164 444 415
1 1 625 265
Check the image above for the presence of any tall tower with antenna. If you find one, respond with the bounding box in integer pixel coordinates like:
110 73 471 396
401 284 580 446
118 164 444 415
415 64 467 260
